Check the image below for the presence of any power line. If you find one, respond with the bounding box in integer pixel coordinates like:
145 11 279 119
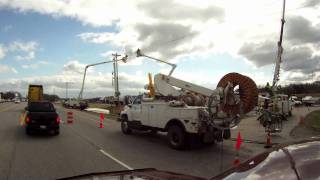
142 32 198 53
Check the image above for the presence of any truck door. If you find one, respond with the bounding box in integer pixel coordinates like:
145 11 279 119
131 95 142 121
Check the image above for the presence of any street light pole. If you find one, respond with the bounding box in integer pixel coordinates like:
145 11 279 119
112 53 121 101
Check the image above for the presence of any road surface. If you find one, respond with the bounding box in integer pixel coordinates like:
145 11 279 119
1 102 313 179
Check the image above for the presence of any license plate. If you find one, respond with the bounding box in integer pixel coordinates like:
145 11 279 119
40 125 46 129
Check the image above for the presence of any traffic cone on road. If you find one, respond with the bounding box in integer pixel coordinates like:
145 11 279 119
233 156 240 167
67 112 73 124
298 116 304 125
99 113 104 128
264 132 272 148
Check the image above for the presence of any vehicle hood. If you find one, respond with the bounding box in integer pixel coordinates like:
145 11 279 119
57 168 205 180
212 137 320 180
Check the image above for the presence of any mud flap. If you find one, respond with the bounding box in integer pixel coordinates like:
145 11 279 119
223 129 231 139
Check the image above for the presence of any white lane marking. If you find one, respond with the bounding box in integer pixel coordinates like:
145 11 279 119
99 149 133 170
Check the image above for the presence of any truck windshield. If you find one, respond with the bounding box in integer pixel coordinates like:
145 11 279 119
28 102 55 112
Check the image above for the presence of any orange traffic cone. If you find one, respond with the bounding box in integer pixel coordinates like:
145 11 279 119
264 132 272 148
67 112 73 124
99 113 104 128
298 116 304 125
233 156 240 167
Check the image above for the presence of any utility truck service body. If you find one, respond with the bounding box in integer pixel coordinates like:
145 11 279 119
124 96 209 134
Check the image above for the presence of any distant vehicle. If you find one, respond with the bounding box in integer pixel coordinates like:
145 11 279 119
28 84 43 103
212 138 320 180
302 96 317 106
258 94 293 118
24 101 60 135
289 96 302 106
64 99 88 110
14 99 21 104
274 94 293 117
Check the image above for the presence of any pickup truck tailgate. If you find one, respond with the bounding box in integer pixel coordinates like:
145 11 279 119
28 112 58 125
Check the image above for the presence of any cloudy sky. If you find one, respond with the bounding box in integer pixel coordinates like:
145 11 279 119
0 0 319 98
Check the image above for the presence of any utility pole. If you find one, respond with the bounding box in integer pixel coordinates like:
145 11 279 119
112 53 121 101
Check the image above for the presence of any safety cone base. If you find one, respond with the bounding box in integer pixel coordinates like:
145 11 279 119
264 132 272 148
233 158 240 167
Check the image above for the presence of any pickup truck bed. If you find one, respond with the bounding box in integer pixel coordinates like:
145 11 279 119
25 102 60 135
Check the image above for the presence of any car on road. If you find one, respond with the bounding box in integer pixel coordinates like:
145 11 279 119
14 99 21 104
302 96 317 106
24 101 60 135
289 96 302 106
63 99 88 110
212 138 320 180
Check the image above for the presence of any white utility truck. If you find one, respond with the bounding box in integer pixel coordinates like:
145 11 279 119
274 94 292 117
120 49 258 149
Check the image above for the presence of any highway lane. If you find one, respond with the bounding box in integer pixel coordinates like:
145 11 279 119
54 105 263 179
0 102 263 179
0 102 124 180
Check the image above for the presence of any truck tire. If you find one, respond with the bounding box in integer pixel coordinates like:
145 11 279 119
54 129 60 135
121 116 132 135
167 125 187 150
26 127 32 135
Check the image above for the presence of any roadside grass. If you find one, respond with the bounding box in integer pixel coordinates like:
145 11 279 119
304 110 320 131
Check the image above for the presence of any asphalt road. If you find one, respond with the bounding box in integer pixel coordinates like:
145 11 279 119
4 102 310 179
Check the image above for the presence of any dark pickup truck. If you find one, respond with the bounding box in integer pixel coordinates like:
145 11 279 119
24 101 60 135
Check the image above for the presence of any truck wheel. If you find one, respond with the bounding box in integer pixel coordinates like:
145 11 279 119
167 125 187 150
121 117 132 135
26 127 32 135
54 129 60 135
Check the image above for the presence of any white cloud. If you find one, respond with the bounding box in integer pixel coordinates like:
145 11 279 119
0 0 319 85
22 64 37 69
63 60 87 74
0 65 17 74
9 41 38 52
8 41 38 61
100 51 114 58
39 60 50 65
21 60 49 69
0 69 146 98
16 51 35 61
0 44 6 59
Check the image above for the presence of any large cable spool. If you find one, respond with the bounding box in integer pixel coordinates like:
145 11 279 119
217 72 258 115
